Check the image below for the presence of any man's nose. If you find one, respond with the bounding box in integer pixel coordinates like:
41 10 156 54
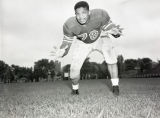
79 16 85 19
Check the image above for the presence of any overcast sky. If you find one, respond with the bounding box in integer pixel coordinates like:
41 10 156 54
0 0 160 67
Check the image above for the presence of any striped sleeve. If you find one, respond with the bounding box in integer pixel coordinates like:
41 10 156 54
60 35 73 49
63 35 74 43
101 20 117 31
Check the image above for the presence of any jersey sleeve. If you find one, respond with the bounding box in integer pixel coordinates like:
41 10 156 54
63 23 74 43
63 23 74 37
101 10 111 29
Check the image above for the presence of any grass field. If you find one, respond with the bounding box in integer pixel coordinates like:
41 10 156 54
0 78 160 118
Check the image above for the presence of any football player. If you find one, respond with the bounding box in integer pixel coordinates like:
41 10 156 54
52 1 123 96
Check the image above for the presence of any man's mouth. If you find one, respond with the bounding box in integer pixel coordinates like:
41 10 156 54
79 20 86 23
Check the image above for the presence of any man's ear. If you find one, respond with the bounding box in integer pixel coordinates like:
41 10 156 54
75 9 77 15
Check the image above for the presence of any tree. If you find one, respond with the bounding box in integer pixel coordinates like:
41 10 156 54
3 66 14 83
98 61 110 79
117 55 125 77
0 60 13 83
139 58 152 73
34 59 49 82
81 58 109 79
11 64 21 82
0 60 8 82
124 59 137 71
81 57 92 79
11 65 33 82
33 59 55 82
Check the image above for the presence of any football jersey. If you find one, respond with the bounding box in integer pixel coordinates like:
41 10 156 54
63 9 110 44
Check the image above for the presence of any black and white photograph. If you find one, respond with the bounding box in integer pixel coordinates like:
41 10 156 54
0 0 160 117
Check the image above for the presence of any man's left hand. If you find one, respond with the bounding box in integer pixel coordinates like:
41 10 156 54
101 23 123 38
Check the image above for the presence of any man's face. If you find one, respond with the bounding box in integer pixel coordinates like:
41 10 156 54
75 7 89 25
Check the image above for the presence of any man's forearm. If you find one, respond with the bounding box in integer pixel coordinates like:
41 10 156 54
102 20 123 38
60 41 72 57
60 35 73 57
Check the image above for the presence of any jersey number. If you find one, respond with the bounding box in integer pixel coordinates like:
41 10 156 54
89 30 99 40
78 30 99 41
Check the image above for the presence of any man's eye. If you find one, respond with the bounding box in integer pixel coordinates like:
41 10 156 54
75 12 79 15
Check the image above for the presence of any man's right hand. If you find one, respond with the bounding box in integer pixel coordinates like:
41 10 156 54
50 45 68 61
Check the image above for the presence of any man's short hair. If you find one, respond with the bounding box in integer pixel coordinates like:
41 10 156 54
74 1 89 11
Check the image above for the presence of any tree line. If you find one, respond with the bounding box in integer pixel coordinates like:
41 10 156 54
0 56 160 83
63 55 160 79
117 55 160 78
0 59 59 83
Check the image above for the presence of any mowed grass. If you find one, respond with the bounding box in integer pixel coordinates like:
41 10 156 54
0 78 160 118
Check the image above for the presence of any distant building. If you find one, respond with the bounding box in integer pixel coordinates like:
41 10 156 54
62 64 70 80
